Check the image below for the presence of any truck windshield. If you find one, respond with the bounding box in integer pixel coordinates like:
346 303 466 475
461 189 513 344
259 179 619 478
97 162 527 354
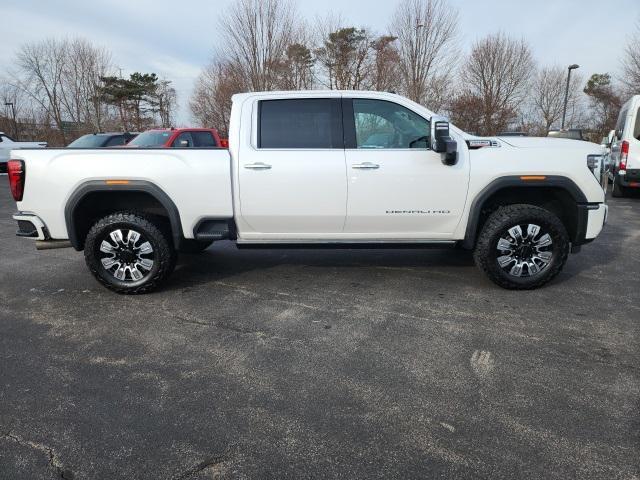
128 131 171 147
68 135 111 148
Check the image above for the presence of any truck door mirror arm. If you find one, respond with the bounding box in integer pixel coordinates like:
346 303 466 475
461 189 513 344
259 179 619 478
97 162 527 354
430 116 458 166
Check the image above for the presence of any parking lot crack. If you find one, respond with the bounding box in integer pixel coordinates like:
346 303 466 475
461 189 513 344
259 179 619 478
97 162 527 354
1 431 74 479
173 315 295 343
169 448 230 480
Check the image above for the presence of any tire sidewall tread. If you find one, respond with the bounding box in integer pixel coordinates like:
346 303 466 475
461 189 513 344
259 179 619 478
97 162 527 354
473 204 570 290
84 211 176 294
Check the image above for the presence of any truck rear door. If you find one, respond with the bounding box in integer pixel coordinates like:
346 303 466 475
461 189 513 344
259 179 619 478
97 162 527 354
236 97 347 238
627 103 640 171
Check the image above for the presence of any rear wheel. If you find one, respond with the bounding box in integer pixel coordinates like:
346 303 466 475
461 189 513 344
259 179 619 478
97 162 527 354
84 212 176 294
611 175 627 198
474 204 569 289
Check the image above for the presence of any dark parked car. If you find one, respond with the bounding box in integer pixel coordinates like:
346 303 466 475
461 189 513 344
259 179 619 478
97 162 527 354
67 132 138 148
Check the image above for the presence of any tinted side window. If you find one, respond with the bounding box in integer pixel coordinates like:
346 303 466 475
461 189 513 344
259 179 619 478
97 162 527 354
259 99 342 149
615 108 628 138
634 107 640 141
353 99 429 149
173 132 194 147
192 131 217 147
105 135 126 147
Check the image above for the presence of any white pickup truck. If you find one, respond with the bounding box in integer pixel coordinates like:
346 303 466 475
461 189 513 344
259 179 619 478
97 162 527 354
8 91 607 293
0 132 46 173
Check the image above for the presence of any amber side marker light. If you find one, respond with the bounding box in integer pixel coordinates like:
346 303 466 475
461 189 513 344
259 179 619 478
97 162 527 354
105 180 130 185
520 175 546 181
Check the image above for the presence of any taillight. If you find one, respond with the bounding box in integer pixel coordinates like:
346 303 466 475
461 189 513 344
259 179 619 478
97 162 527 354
7 160 25 201
620 140 629 171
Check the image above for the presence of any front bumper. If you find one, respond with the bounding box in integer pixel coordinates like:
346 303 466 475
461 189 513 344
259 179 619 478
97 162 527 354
572 203 607 251
585 203 607 240
12 213 49 240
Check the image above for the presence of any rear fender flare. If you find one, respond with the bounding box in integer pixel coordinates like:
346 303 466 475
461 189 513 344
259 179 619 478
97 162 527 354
64 180 182 250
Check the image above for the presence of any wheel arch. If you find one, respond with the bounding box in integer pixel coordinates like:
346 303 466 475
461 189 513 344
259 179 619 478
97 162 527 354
65 180 183 251
462 176 589 250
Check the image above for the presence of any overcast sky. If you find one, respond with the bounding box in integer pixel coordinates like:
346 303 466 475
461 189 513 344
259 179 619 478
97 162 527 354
2 0 639 125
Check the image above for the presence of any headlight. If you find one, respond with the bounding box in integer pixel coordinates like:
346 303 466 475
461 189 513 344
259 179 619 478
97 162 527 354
587 154 608 190
587 154 601 172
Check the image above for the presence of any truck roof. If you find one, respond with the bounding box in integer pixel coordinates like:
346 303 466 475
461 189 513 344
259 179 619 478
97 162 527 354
232 90 407 102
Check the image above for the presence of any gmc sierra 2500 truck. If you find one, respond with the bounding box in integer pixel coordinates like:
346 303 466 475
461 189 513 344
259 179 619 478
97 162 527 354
8 91 607 293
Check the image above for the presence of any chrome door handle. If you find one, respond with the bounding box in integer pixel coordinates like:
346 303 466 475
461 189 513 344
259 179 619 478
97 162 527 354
244 162 272 170
352 162 380 170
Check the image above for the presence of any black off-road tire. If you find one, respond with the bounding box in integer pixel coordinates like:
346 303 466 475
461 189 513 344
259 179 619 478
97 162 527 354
179 239 213 254
473 204 570 290
84 212 177 294
611 176 626 198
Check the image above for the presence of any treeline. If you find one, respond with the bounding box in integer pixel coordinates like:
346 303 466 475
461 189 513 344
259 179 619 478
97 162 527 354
0 38 176 146
2 0 639 145
191 0 640 139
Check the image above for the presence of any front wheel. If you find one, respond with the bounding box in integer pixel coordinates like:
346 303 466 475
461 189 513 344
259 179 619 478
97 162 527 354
84 212 177 294
473 204 570 290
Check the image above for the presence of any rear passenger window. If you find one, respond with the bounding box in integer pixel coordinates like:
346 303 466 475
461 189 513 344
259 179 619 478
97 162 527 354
258 99 342 149
615 108 628 139
173 132 194 147
105 136 126 147
635 107 640 141
191 131 217 147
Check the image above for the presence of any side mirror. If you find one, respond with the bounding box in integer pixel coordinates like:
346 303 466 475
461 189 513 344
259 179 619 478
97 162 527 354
430 116 458 165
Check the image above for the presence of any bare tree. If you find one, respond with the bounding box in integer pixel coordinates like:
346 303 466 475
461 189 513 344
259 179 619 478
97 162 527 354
314 27 373 89
531 65 583 133
190 61 246 137
456 33 535 135
60 38 113 131
279 43 315 90
221 0 298 91
370 35 400 92
15 38 69 143
584 73 622 135
621 20 640 95
390 0 458 110
153 79 177 128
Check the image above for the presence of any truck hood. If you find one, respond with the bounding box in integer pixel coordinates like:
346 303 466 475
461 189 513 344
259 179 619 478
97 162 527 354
497 136 597 150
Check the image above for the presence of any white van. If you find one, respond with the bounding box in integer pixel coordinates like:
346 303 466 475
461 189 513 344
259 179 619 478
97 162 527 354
610 95 640 197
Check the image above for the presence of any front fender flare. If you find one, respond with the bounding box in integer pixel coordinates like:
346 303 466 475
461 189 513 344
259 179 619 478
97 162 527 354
462 175 588 249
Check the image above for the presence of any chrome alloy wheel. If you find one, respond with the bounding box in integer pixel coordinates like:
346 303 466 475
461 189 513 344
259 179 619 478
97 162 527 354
496 224 553 278
98 229 154 282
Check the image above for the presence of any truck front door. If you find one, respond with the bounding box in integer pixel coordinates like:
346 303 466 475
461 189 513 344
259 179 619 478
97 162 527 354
343 98 469 239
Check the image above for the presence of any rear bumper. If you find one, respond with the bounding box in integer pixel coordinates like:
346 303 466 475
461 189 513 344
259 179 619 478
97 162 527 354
617 168 640 187
12 213 49 240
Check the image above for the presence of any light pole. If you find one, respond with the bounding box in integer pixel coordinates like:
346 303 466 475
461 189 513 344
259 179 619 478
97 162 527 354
561 64 579 130
4 102 18 140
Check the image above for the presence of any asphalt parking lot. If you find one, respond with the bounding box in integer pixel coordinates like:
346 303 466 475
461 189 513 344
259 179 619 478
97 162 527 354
0 175 638 480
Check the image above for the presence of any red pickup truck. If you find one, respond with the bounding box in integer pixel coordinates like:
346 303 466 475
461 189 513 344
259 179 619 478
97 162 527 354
126 128 222 148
